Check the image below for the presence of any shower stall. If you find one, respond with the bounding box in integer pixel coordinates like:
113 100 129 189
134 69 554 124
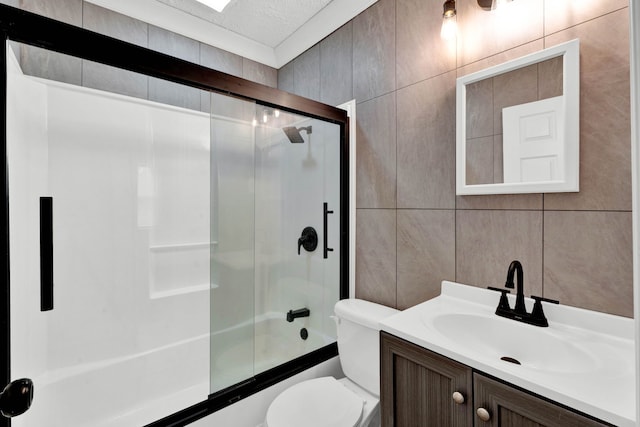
0 6 348 427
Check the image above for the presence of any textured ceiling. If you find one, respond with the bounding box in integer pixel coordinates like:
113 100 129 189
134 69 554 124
156 0 334 48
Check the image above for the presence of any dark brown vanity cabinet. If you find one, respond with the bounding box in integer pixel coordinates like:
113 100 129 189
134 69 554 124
381 332 472 426
380 332 609 427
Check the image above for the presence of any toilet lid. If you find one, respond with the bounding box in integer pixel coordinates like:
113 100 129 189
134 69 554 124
266 377 364 427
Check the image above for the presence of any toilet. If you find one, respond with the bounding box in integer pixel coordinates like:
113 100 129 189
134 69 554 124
264 299 399 427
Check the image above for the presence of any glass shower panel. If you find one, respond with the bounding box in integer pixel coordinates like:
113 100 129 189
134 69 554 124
209 93 257 394
7 43 211 426
253 109 341 373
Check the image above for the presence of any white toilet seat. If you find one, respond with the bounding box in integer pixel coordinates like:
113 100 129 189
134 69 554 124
265 377 364 427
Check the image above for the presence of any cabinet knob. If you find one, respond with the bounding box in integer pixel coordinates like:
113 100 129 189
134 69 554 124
452 391 465 404
476 407 491 422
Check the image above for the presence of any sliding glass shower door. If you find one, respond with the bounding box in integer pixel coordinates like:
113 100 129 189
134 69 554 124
209 100 342 393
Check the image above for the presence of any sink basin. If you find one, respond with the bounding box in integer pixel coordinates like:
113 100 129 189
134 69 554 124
426 312 599 373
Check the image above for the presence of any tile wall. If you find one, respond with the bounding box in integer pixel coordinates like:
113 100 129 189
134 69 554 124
279 0 633 316
1 0 277 110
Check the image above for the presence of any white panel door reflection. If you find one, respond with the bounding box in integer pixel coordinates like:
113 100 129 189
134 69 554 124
502 96 564 183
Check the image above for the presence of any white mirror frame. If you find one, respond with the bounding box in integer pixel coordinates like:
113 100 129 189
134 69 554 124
456 39 580 195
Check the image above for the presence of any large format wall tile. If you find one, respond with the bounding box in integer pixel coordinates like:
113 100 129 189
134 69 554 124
356 209 397 308
320 22 353 106
544 0 628 36
456 210 543 295
397 209 455 309
396 0 456 89
83 3 147 46
356 93 397 208
20 0 81 24
242 58 277 88
397 71 456 209
277 61 295 93
294 45 320 102
149 25 199 62
456 193 543 210
544 10 631 211
543 211 632 317
353 0 395 102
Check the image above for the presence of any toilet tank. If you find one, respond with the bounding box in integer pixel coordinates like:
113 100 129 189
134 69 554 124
334 299 398 396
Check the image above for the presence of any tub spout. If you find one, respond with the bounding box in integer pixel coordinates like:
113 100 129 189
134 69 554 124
286 308 310 322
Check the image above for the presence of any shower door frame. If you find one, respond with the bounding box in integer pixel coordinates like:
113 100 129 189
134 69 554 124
0 5 349 427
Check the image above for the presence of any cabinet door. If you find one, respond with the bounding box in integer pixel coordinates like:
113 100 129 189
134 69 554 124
381 332 473 427
473 374 609 427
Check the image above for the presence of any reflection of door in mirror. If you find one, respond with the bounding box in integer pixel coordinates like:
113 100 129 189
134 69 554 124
465 56 563 185
502 96 564 183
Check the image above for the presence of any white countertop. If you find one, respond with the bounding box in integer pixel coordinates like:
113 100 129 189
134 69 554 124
379 281 636 427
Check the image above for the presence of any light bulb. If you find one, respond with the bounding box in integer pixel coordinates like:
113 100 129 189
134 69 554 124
262 111 268 123
252 118 257 127
441 15 457 40
274 109 280 118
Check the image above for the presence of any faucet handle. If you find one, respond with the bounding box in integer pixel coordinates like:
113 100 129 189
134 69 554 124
487 287 511 311
529 296 559 327
530 295 559 305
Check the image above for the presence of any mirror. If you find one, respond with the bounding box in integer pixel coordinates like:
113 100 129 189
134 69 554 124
456 39 580 195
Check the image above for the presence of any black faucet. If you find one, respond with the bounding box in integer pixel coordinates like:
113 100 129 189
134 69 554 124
488 260 559 327
286 308 310 322
505 260 527 315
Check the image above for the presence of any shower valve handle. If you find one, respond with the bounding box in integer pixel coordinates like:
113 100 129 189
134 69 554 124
298 227 318 255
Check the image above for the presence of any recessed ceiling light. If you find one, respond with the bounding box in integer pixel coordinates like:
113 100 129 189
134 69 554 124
194 0 231 13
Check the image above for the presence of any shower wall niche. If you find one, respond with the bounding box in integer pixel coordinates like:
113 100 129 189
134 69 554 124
1 7 348 426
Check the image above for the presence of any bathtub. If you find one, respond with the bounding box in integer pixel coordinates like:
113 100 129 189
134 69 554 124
13 331 209 427
211 312 335 393
13 313 333 427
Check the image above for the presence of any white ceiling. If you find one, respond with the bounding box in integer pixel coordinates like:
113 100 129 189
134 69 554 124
85 0 378 68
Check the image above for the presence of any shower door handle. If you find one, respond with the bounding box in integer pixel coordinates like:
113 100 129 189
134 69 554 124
40 197 54 311
323 203 334 259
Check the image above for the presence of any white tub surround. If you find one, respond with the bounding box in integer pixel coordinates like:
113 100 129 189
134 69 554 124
380 281 636 427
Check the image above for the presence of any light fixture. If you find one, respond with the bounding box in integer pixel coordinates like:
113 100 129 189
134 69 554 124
194 0 231 13
441 0 457 41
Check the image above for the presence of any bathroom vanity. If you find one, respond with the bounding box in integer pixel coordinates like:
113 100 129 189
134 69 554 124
379 282 636 427
381 332 608 426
